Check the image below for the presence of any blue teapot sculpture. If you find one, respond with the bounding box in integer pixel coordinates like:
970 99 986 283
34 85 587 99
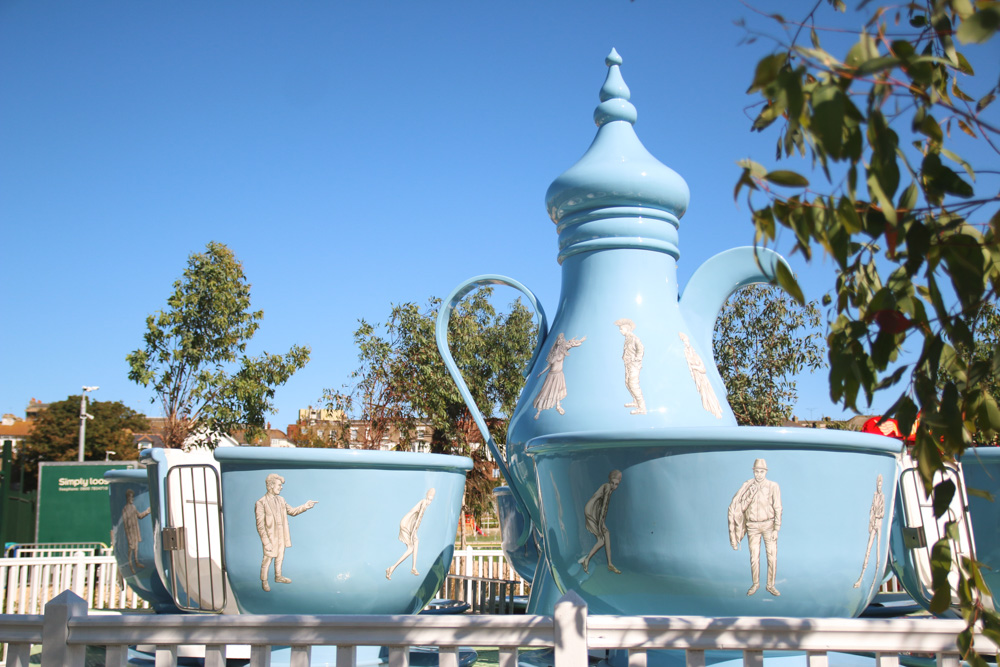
437 47 786 559
438 50 900 618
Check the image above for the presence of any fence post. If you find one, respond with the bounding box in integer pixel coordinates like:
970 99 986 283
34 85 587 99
41 590 87 667
72 552 85 600
553 590 587 667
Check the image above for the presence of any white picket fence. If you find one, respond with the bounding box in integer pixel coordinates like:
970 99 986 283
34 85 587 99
449 549 529 596
3 589 995 667
0 554 149 615
0 549 523 617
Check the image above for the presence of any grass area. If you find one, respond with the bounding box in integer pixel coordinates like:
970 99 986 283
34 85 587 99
471 648 500 666
456 525 502 548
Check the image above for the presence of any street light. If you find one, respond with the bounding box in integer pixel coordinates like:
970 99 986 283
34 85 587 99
78 386 99 462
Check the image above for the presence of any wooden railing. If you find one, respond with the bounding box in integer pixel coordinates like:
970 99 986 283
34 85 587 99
3 590 995 667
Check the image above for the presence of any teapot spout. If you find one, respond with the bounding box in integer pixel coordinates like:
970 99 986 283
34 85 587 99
679 247 790 356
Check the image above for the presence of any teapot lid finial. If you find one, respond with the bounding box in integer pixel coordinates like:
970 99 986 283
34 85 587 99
595 49 637 127
545 49 691 263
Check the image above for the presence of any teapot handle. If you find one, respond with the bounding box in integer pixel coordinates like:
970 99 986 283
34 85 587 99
435 275 548 546
679 247 789 356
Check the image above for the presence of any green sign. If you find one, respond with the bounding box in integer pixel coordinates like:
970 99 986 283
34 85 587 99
36 462 136 545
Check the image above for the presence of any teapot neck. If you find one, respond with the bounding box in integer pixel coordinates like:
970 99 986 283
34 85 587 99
559 248 680 307
556 204 680 265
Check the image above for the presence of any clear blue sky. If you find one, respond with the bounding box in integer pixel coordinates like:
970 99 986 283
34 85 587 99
2 1 996 429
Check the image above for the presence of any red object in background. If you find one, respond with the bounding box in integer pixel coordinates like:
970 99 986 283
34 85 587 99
870 310 913 334
862 416 904 439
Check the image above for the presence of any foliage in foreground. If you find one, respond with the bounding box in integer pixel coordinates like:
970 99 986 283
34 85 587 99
127 242 310 449
736 0 999 654
714 285 825 425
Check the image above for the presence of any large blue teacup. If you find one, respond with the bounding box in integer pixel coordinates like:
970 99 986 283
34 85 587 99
213 447 471 615
961 447 1000 597
528 427 901 617
105 469 182 613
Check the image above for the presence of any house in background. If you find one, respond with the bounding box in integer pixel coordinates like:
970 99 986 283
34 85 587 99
139 417 287 449
0 414 32 454
289 406 435 452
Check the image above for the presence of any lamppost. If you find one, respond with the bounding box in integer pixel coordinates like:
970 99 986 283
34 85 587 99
78 386 99 462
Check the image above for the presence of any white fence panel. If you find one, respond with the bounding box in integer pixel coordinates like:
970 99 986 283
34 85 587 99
450 548 528 597
0 556 147 615
0 591 995 667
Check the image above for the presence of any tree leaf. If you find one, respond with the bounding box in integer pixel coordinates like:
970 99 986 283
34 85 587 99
764 170 810 187
856 55 902 75
812 85 849 159
774 261 806 305
952 0 975 20
956 5 1000 44
737 159 768 179
748 53 788 93
933 479 957 518
846 33 879 68
941 147 976 181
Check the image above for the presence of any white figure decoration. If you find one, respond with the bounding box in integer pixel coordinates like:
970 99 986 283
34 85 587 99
679 332 723 418
121 488 151 574
533 333 586 419
615 318 646 415
854 474 885 591
255 473 318 592
387 488 436 580
579 470 623 575
728 458 782 596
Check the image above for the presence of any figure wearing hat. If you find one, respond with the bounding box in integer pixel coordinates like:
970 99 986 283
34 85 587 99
728 458 782 596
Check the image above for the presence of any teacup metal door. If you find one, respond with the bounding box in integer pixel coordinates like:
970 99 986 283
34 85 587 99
163 463 228 613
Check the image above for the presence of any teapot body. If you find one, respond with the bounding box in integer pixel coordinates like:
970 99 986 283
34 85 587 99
506 248 736 525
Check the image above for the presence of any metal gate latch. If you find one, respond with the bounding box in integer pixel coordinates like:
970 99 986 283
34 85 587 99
162 526 186 551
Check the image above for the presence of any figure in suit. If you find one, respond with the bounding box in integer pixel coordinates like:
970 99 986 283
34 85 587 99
121 488 151 573
255 474 317 592
615 319 646 415
728 459 782 596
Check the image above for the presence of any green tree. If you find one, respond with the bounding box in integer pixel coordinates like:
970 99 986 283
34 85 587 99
324 319 414 450
287 420 337 448
21 397 148 488
713 285 825 426
127 242 310 448
326 288 538 523
735 0 999 651
952 301 1000 444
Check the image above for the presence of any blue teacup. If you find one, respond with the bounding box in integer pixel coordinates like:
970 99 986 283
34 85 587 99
528 426 900 617
105 469 182 613
961 447 1000 597
214 447 471 615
